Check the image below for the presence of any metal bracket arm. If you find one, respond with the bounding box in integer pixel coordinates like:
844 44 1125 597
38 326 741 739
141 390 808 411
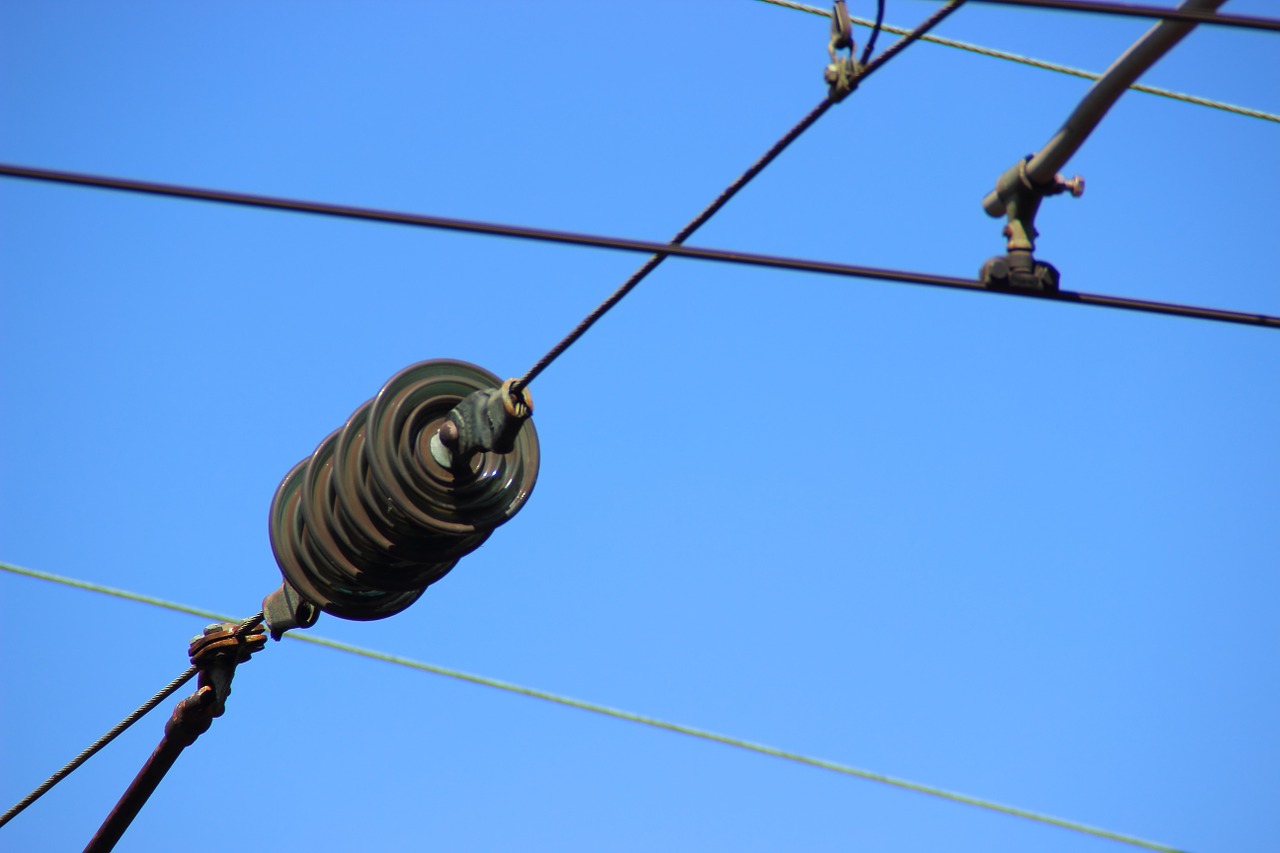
980 156 1083 292
977 0 1223 291
987 156 1084 254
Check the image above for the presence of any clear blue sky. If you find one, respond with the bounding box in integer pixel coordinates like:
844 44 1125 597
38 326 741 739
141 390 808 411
2 2 1277 851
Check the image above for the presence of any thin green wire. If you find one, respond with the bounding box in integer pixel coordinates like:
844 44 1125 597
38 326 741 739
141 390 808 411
758 0 1279 124
0 560 1186 852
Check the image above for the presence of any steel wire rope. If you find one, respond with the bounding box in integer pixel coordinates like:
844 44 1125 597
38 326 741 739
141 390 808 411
0 607 264 829
956 0 1280 31
2 163 1275 330
0 561 1187 852
511 0 966 391
757 0 1280 123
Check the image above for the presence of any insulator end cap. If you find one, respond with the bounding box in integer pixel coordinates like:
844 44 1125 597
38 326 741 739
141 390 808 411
262 581 319 640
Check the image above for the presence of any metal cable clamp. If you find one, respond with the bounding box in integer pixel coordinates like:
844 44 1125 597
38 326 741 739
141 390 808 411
84 621 266 851
824 1 862 102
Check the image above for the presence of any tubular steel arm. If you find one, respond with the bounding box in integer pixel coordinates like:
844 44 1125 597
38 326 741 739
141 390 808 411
980 0 1226 290
985 0 1228 215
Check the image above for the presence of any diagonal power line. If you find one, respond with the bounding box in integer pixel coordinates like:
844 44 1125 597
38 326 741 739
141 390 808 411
2 164 1276 330
0 560 1186 852
0 609 264 829
512 0 966 390
0 668 197 830
757 0 1280 123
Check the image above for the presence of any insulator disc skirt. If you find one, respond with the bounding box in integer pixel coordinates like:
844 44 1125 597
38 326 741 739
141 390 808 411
269 359 539 621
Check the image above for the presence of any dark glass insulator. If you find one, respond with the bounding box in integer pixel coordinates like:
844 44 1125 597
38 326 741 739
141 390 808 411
268 359 539 622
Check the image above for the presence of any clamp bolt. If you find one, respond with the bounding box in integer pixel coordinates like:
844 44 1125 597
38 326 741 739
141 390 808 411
1058 175 1085 198
438 420 459 447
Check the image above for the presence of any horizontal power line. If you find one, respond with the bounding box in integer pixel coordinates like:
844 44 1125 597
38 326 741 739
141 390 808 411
960 0 1280 32
2 163 1275 330
757 0 1280 123
0 560 1186 852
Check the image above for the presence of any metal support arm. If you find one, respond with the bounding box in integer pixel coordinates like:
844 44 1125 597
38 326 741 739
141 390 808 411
981 0 1227 290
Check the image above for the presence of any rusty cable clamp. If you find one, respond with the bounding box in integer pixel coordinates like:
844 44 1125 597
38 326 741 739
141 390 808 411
84 622 266 852
824 1 862 102
185 621 268 719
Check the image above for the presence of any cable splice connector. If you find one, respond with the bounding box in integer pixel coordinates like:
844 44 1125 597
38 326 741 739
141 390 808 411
824 1 862 102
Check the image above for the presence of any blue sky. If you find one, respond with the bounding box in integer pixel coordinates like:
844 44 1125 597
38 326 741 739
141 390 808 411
2 2 1277 851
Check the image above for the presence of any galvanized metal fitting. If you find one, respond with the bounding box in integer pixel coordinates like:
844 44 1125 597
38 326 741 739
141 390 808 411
980 250 1061 293
824 0 861 102
262 581 320 640
985 156 1084 253
429 379 534 471
979 155 1082 291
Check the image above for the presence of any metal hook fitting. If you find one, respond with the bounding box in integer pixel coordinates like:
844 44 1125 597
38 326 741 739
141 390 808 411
824 1 861 102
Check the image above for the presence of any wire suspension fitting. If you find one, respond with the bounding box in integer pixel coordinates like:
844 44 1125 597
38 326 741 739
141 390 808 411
264 360 539 635
980 0 1220 291
825 1 862 100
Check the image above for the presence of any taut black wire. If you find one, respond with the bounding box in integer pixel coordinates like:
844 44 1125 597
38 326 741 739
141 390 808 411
512 0 967 391
0 612 264 829
2 162 1276 329
860 0 888 65
512 99 829 391
0 667 197 830
957 0 1280 32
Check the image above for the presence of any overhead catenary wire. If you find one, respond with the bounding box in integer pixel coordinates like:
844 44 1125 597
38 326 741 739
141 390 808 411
2 163 1275 330
757 0 1280 123
0 561 1187 853
958 0 1280 32
512 0 967 391
0 605 265 829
